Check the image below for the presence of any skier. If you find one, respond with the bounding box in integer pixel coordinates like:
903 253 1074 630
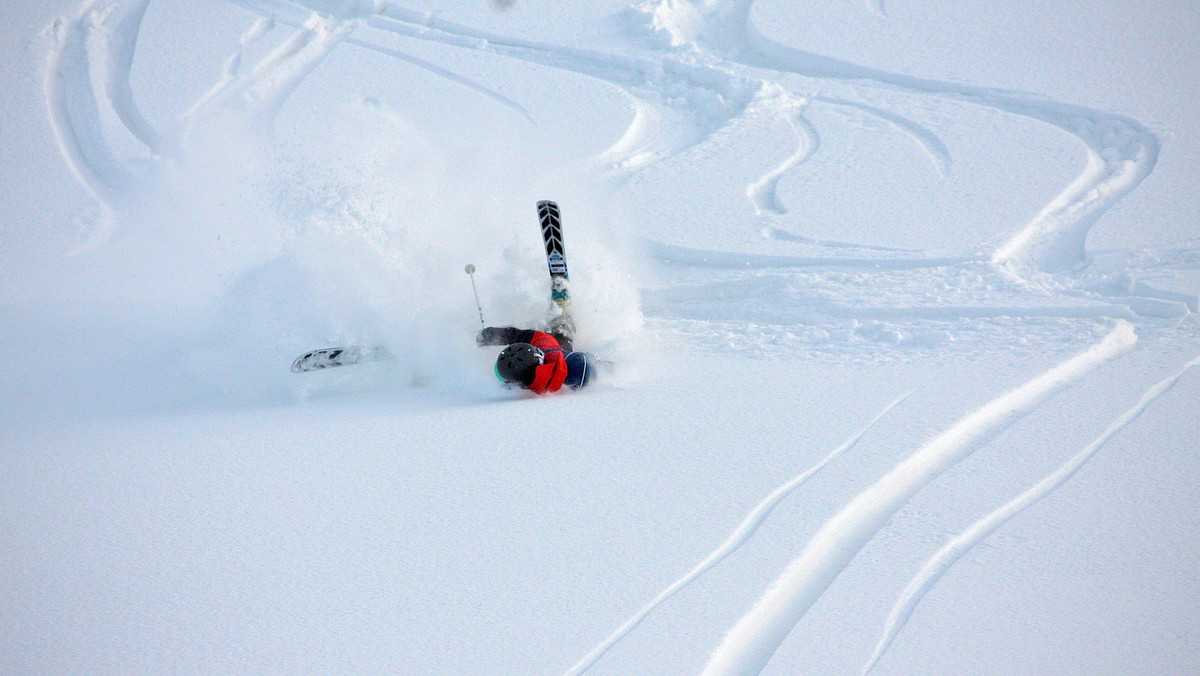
477 325 596 393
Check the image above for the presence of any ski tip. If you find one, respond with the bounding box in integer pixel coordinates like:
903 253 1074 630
290 345 393 373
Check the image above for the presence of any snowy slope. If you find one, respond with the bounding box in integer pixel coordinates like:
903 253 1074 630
3 1 1199 674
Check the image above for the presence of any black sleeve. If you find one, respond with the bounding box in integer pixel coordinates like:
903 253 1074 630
477 326 538 346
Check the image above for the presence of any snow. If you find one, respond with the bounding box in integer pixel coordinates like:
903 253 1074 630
3 0 1199 674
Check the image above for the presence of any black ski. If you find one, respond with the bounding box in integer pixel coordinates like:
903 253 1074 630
538 200 569 308
291 345 392 373
537 200 573 337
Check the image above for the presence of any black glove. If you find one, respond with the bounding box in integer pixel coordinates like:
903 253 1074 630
477 327 514 346
476 326 530 347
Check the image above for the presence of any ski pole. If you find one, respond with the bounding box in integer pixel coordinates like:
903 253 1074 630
464 263 486 331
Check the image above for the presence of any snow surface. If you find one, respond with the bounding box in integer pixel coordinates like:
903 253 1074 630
3 0 1199 674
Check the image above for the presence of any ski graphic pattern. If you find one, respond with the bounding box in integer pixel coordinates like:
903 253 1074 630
537 200 570 308
291 345 392 373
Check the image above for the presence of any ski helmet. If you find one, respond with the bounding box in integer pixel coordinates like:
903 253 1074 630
495 343 544 386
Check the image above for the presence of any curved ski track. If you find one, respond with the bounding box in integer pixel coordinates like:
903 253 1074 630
860 354 1200 675
565 391 911 676
702 321 1137 675
43 2 1197 675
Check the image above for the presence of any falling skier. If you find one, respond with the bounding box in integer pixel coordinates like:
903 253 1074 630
292 200 602 393
477 325 596 393
474 200 597 394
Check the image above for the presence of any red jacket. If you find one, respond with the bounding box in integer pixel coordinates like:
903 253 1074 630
528 331 568 394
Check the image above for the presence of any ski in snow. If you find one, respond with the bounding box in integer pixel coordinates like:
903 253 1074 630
291 345 392 373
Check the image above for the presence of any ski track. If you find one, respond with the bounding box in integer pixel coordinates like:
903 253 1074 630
97 0 169 157
746 90 817 217
363 3 762 172
717 0 1159 275
187 12 356 134
47 0 369 250
817 96 951 178
1082 279 1200 315
861 354 1200 675
624 0 1156 273
648 240 984 270
336 0 1176 329
53 0 1160 278
48 0 532 250
564 391 911 676
221 0 535 123
650 297 1146 325
760 225 921 253
701 321 1137 676
45 2 138 251
221 0 769 185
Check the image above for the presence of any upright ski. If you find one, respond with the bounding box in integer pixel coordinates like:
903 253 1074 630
538 200 569 308
537 200 573 337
